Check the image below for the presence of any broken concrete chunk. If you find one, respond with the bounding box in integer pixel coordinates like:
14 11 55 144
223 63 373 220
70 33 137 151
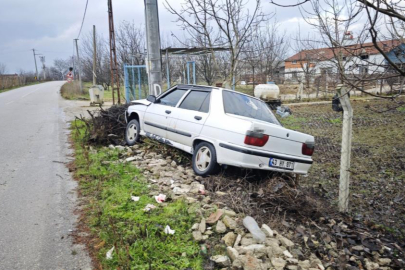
223 215 237 230
239 244 267 258
261 224 274 237
298 260 311 269
271 257 287 270
241 236 256 246
206 210 223 224
277 234 294 248
240 253 263 270
215 220 227 233
222 209 237 216
364 258 380 270
210 255 231 267
192 231 203 241
234 234 242 248
199 218 206 233
226 246 239 261
378 258 391 266
222 232 236 247
283 250 293 258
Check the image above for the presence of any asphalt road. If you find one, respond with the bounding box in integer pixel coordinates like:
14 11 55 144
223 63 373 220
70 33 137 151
0 82 92 270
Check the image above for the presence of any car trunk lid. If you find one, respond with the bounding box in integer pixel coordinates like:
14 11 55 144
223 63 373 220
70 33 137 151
247 121 315 158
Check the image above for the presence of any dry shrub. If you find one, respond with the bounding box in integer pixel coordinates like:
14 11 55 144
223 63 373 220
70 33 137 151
203 168 335 226
61 81 85 99
77 104 129 145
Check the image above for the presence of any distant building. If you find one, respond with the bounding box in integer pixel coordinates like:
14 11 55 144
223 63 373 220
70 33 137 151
284 39 403 81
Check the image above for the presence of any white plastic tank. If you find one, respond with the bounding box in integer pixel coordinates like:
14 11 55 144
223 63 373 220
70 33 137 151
254 83 280 101
89 85 104 105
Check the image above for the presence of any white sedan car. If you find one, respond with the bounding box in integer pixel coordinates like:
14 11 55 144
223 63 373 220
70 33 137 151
125 84 315 176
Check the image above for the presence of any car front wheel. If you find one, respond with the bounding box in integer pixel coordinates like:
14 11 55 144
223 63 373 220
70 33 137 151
125 119 140 146
192 142 219 176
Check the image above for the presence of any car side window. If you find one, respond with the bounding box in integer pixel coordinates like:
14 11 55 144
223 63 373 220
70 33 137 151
179 91 211 113
157 89 188 107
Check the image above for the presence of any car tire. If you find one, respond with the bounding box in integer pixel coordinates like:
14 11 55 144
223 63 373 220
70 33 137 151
192 142 219 176
125 119 140 146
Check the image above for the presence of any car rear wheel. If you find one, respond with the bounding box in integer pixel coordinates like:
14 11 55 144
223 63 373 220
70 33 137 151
125 119 140 146
192 142 219 176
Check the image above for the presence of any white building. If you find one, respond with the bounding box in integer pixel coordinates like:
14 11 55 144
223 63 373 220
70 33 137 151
283 39 402 81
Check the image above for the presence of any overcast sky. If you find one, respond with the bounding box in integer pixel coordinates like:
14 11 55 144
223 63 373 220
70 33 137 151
0 0 315 73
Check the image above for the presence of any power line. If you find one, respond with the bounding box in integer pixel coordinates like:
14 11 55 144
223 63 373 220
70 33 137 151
77 0 89 39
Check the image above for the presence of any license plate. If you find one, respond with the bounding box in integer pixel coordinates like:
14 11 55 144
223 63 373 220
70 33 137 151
269 158 294 170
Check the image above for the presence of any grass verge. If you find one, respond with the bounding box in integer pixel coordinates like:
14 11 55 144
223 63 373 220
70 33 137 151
71 120 203 269
61 81 115 101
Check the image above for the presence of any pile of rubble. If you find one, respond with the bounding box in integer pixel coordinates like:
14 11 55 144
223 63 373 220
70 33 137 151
106 144 403 270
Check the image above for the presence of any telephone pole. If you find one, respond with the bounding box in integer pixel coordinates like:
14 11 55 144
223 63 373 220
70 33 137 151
74 39 83 93
92 25 97 86
145 0 162 96
108 0 121 104
32 49 39 81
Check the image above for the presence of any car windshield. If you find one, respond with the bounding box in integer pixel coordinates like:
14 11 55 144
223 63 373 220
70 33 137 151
223 91 280 125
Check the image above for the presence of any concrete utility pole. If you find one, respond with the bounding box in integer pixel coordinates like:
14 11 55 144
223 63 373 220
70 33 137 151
92 25 97 86
144 0 162 96
337 85 353 212
32 49 39 81
74 39 83 93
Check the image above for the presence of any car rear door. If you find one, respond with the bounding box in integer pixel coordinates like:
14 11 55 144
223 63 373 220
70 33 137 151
143 87 188 139
167 89 211 147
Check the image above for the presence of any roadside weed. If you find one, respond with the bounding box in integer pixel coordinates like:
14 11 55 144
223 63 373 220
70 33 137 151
72 120 203 270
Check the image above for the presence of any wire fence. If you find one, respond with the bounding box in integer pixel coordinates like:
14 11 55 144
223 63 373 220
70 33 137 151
123 65 149 101
278 99 405 235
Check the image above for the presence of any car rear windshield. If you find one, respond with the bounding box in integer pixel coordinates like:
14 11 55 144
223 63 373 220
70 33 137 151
223 91 280 125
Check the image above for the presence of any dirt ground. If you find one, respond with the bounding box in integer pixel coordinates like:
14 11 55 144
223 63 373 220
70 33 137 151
61 99 113 121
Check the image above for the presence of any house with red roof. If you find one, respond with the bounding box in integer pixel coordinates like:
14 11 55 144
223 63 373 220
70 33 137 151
283 39 402 81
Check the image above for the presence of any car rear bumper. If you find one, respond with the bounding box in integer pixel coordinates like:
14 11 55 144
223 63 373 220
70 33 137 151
217 143 313 174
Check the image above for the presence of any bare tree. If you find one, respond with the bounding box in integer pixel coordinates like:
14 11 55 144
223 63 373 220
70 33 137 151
116 21 146 67
80 30 111 89
0 63 7 75
50 59 70 80
165 0 222 85
242 21 289 86
166 0 269 88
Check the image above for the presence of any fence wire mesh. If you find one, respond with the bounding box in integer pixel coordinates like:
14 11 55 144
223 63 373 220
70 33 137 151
277 98 405 236
124 65 149 101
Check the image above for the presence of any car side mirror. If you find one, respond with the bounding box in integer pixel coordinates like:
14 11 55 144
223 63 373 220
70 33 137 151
147 95 156 103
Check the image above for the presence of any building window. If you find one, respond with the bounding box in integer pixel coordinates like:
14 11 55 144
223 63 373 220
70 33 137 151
292 60 297 64
360 54 369 60
342 56 347 61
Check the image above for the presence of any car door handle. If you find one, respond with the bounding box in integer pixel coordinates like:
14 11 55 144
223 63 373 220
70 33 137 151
165 110 171 114
194 116 202 120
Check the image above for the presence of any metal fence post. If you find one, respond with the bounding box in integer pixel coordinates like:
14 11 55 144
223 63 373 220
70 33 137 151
337 84 353 212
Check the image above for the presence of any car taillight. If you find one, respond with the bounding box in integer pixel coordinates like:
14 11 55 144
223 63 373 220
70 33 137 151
244 131 269 147
302 142 315 156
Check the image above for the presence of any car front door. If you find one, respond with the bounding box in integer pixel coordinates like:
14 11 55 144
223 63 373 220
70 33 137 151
167 90 211 147
143 88 188 139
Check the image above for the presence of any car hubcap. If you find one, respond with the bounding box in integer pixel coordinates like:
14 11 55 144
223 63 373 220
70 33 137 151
196 146 211 171
127 124 137 141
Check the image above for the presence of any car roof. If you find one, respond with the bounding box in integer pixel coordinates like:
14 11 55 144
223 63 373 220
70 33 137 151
176 84 263 102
